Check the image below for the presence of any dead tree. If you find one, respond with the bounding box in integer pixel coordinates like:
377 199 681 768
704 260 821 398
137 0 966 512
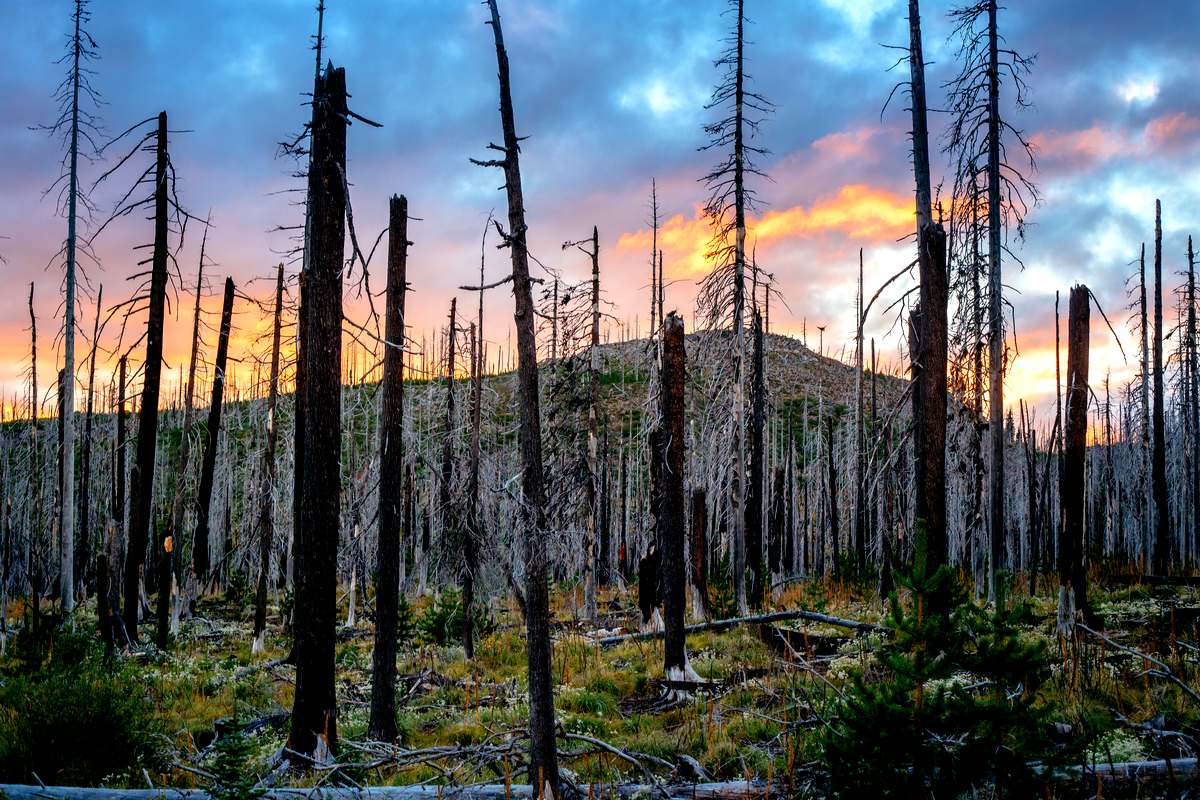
1189 238 1199 560
78 286 101 595
1059 285 1091 628
1152 201 1169 572
253 265 285 654
690 488 709 619
746 309 766 607
907 0 949 585
368 195 408 743
474 2 559 793
698 0 774 616
124 112 170 643
659 313 694 682
170 227 208 631
193 278 236 588
944 0 1038 601
290 61 346 763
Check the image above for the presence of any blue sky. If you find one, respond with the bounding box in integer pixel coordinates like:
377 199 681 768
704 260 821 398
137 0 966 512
1 0 1197 416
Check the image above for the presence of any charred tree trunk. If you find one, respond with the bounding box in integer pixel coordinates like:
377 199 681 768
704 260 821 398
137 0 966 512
113 356 126 628
193 277 236 588
660 313 690 679
1189 238 1199 562
479 4 559 793
1059 285 1091 626
439 298 457 611
290 62 346 763
78 286 102 597
908 0 949 589
691 488 709 620
986 0 1005 604
253 265 285 654
171 236 207 630
827 413 840 576
124 112 169 643
463 321 480 661
369 195 408 743
586 226 600 619
1152 201 1170 573
769 467 785 578
746 309 765 608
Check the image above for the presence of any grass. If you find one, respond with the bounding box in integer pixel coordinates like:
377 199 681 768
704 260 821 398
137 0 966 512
1 566 1198 794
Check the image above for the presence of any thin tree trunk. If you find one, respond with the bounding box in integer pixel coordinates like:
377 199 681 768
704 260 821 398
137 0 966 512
730 0 748 619
124 112 169 643
1059 285 1091 629
690 488 708 620
193 278 236 588
986 0 1005 604
171 234 207 632
78 286 101 599
253 264 285 654
586 226 600 619
481 4 558 793
1189 237 1199 562
746 309 765 607
1140 245 1151 570
909 0 948 587
290 62 346 764
1152 200 1170 573
440 298 457 605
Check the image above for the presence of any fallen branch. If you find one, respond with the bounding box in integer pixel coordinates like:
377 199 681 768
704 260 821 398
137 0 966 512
1079 624 1200 705
1035 756 1198 786
598 609 888 647
0 782 774 800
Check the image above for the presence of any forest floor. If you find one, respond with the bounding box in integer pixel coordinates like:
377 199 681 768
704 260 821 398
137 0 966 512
2 567 1198 797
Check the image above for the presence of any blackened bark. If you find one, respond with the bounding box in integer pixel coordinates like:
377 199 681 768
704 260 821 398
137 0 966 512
1152 200 1170 572
913 224 949 578
369 196 407 743
908 0 948 587
124 112 169 643
481 2 560 787
746 309 765 608
986 0 1005 603
586 226 600 617
464 321 480 661
1060 285 1091 619
193 278 236 586
290 62 346 762
253 265 285 651
1189 238 1200 561
78 287 101 596
619 450 628 582
660 313 687 674
691 488 708 618
114 356 126 622
827 414 840 577
769 467 785 575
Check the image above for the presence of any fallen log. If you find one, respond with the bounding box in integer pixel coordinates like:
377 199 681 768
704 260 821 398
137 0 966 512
1036 756 1198 786
1099 575 1200 587
598 610 887 647
0 782 772 800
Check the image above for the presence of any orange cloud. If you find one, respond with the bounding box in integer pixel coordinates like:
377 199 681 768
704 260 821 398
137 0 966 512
812 127 884 159
1032 112 1200 165
617 185 913 278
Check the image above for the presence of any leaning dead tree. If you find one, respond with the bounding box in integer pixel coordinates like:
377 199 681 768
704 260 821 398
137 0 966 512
194 277 235 590
473 1 560 795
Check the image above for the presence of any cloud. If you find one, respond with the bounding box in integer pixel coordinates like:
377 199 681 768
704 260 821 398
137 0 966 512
616 184 912 279
1031 111 1200 170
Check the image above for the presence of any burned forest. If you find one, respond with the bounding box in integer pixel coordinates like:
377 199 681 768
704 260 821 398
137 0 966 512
1 0 1199 798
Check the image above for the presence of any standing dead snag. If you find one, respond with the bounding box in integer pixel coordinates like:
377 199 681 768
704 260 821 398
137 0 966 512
193 278 236 589
588 226 600 618
660 313 695 686
906 0 949 591
170 227 208 632
124 112 170 643
253 265 285 655
369 195 408 743
747 308 766 608
474 2 559 795
690 488 709 619
1059 285 1091 629
290 61 346 764
1152 200 1170 572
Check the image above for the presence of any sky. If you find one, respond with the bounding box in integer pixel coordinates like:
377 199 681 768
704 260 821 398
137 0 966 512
1 0 1198 421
